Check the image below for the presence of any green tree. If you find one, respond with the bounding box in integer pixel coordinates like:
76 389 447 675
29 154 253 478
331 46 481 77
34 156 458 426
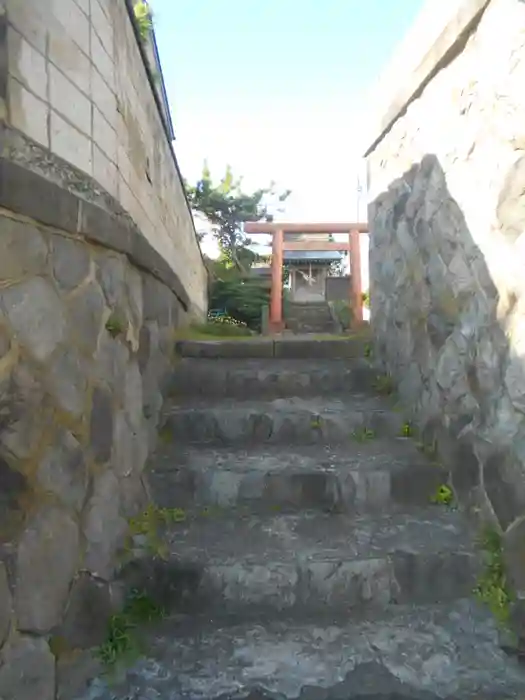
185 163 291 273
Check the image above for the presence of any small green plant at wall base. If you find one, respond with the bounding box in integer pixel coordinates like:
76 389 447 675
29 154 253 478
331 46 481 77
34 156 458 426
96 589 165 668
373 374 395 396
431 484 453 506
364 343 373 359
474 528 513 627
310 415 322 430
362 291 370 309
128 505 186 560
352 427 375 442
105 313 126 338
401 422 413 437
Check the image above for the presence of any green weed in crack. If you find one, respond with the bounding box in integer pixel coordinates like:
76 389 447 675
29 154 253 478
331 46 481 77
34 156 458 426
310 415 322 430
105 312 126 338
126 505 186 561
430 484 453 506
352 427 375 442
474 528 513 627
400 421 413 437
373 374 395 396
96 589 165 669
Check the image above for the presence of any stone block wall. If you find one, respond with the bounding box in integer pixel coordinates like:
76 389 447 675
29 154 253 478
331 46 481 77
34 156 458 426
366 0 525 611
2 0 207 316
0 203 185 700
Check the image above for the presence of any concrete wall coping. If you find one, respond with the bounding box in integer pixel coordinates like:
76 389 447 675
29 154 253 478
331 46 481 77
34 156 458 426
363 0 491 157
0 151 191 310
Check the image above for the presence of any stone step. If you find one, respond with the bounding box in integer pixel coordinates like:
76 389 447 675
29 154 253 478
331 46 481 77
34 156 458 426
148 441 449 513
175 336 369 360
162 395 406 446
286 322 339 334
169 358 378 399
73 600 525 700
286 309 333 318
286 314 335 322
287 302 332 310
126 509 478 616
286 313 334 323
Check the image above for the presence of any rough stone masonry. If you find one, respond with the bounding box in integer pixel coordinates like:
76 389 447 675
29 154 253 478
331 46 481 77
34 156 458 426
366 0 525 627
0 201 197 700
0 0 207 698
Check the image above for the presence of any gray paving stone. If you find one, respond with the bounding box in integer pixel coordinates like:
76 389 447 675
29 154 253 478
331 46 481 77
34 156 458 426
176 339 275 359
71 600 525 700
164 396 405 446
89 385 114 464
59 573 115 650
0 277 66 362
37 428 88 511
129 509 478 614
82 469 128 580
0 635 55 700
175 337 369 360
148 441 449 513
45 345 89 418
14 505 79 634
0 216 49 281
170 358 378 399
273 338 366 360
67 280 106 356
52 234 91 291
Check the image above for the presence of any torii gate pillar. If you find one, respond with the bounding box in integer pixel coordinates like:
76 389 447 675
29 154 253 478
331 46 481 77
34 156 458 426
349 229 364 326
270 229 284 332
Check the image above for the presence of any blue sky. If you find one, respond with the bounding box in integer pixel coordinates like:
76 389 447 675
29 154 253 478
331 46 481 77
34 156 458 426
151 0 425 229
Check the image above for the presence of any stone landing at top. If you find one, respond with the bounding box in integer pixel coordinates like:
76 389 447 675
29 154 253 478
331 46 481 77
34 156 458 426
175 334 370 359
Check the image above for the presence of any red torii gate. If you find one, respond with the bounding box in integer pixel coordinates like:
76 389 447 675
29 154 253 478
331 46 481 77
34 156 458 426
244 222 368 333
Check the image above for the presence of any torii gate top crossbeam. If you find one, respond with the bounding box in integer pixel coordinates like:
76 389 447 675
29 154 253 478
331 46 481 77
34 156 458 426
244 222 368 234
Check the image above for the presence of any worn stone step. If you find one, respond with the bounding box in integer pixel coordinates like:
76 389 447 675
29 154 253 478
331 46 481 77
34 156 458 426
286 312 333 321
73 600 525 700
286 323 339 334
175 335 369 359
286 309 332 318
127 509 478 616
148 441 449 513
169 358 378 399
163 395 405 446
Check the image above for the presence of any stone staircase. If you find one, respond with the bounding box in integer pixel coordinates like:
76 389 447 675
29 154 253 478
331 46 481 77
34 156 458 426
78 337 525 700
285 301 339 334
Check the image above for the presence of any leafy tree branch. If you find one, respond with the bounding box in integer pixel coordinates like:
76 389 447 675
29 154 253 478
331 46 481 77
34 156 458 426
185 163 291 273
